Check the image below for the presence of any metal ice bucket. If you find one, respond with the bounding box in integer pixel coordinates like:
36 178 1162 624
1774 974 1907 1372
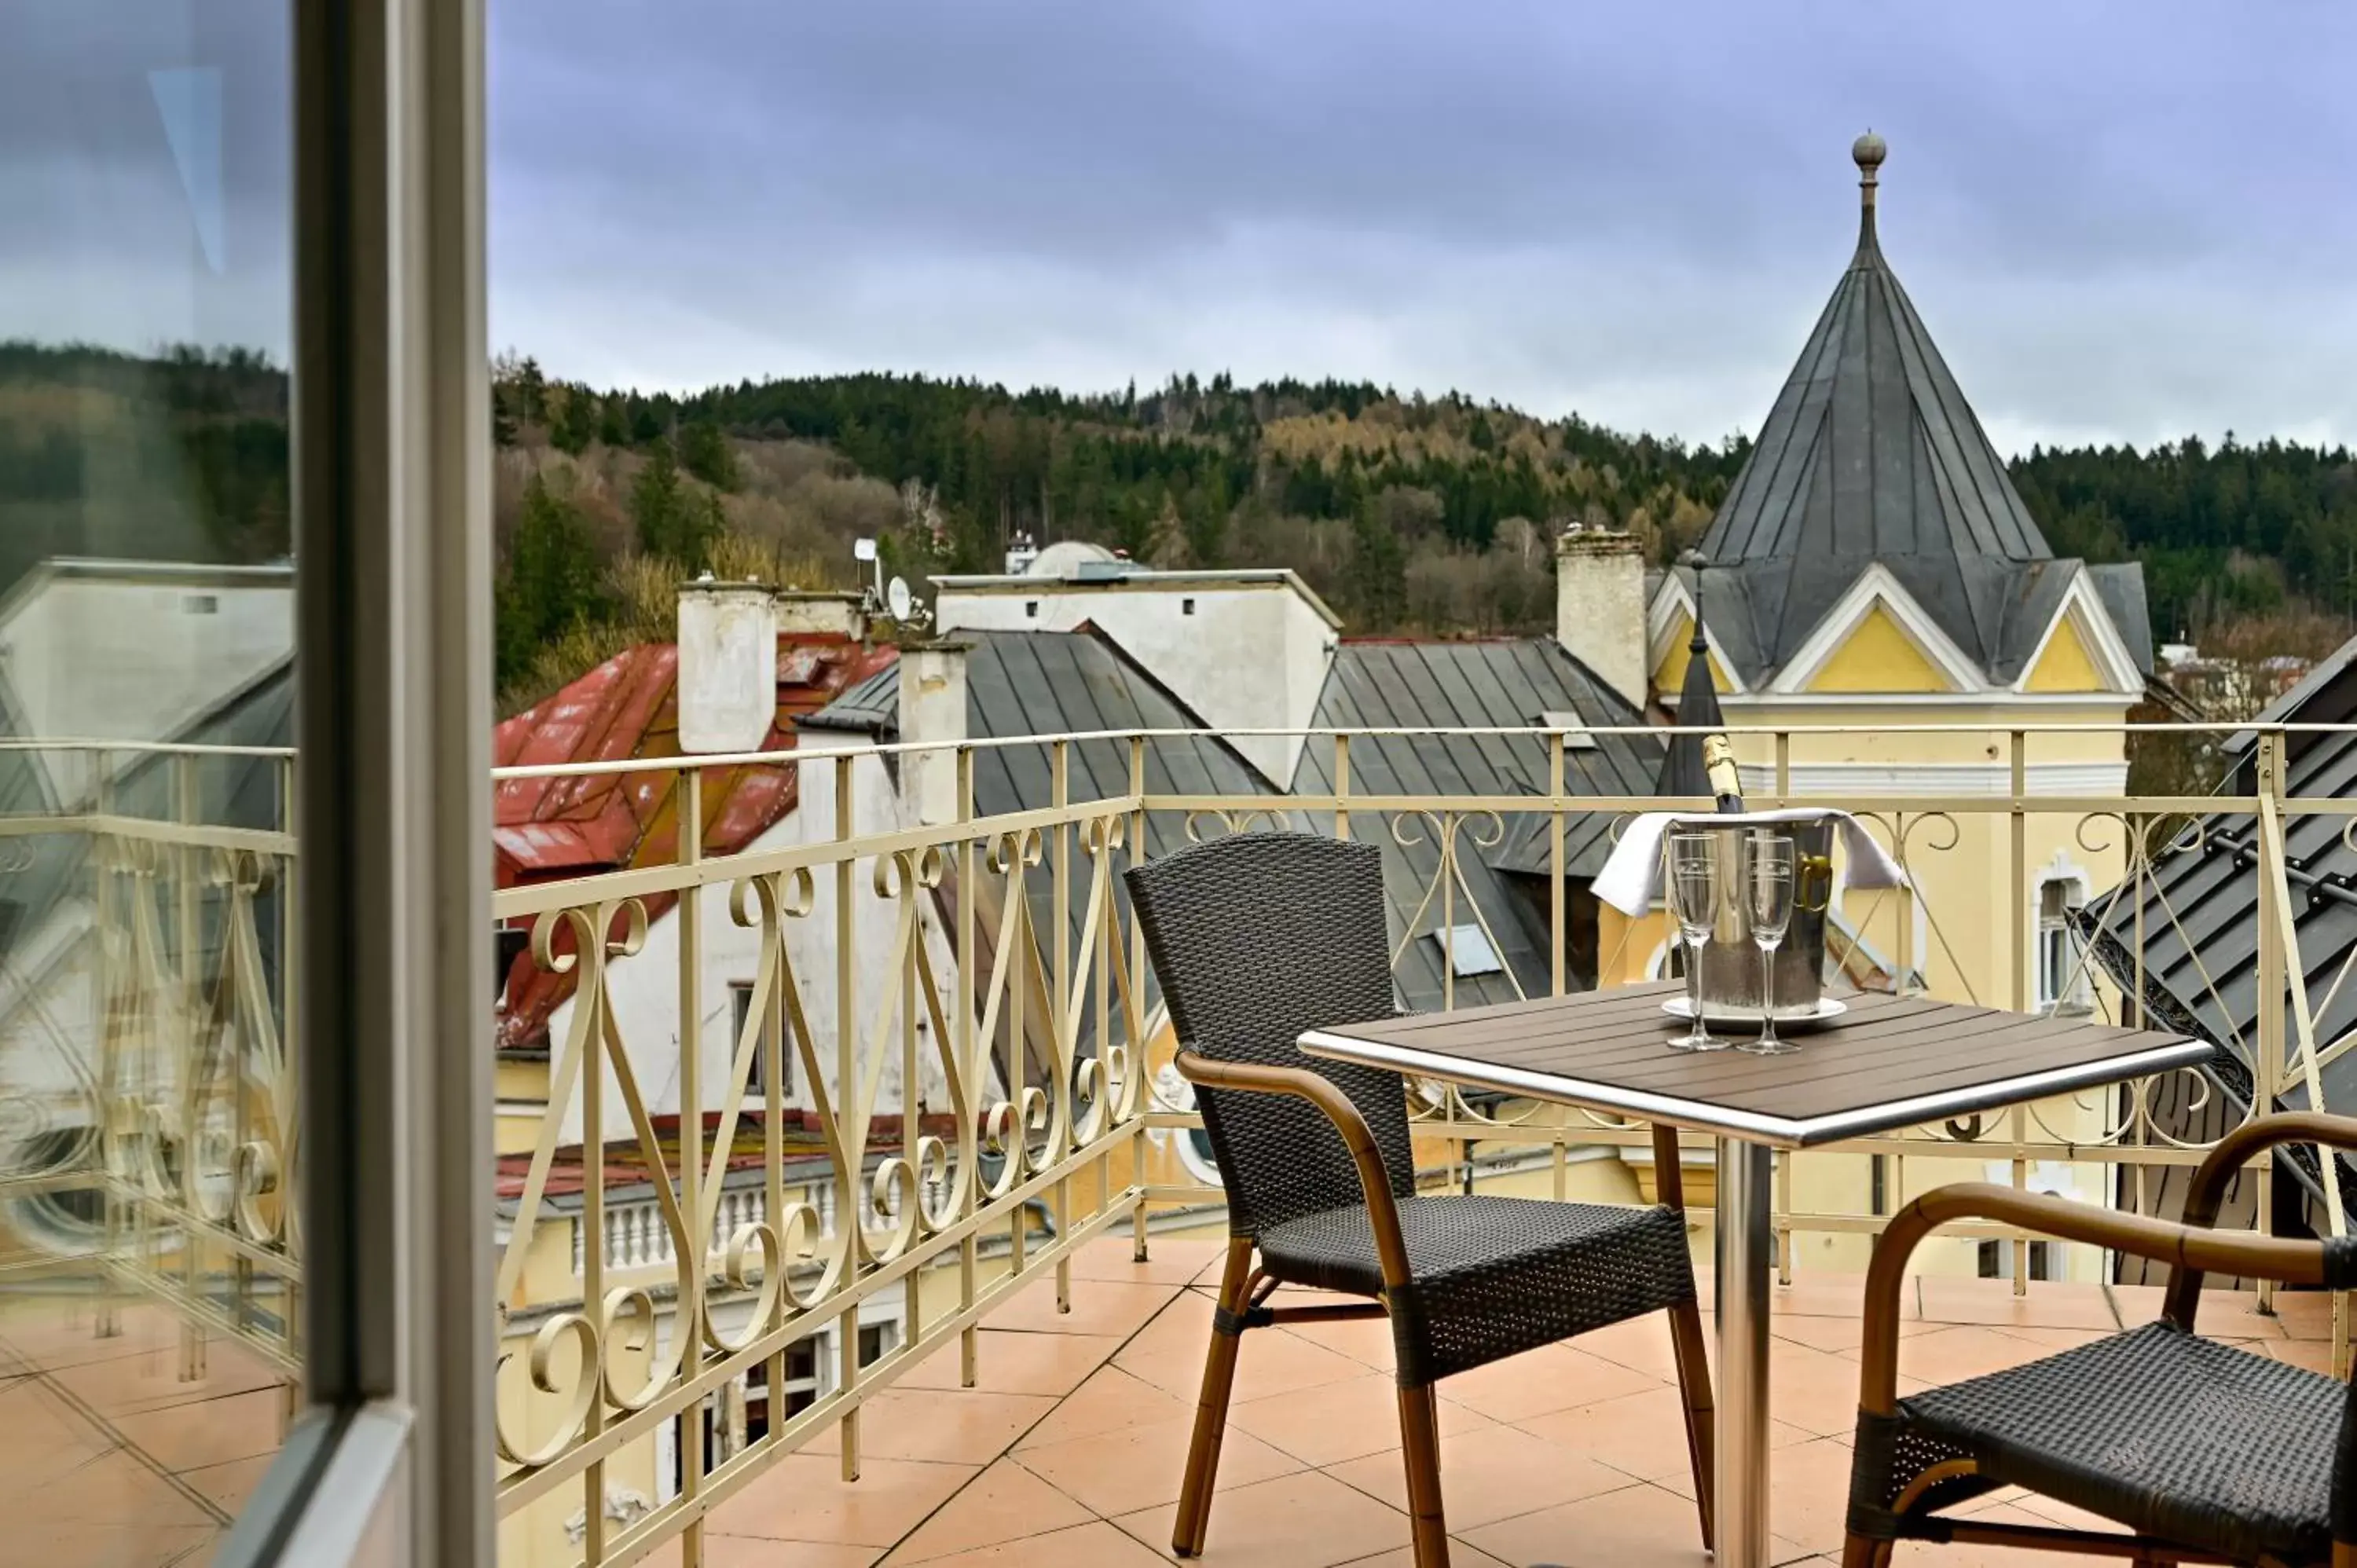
1675 816 1837 1020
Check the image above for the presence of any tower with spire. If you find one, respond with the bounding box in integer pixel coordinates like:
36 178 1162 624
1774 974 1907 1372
1624 135 2154 1046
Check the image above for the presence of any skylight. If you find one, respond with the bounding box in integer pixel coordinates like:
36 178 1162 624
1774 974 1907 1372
1431 923 1504 978
1539 710 1599 749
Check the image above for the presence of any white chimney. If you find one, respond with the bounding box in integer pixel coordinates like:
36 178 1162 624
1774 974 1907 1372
1555 528 1647 712
774 589 868 640
897 642 969 827
676 575 778 753
1004 531 1040 576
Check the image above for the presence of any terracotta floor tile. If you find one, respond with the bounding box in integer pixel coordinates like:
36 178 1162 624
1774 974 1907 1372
648 1540 881 1568
50 1339 285 1420
985 1276 1182 1339
0 1445 217 1531
181 1453 276 1515
882 1457 1092 1563
0 1302 184 1373
1771 1275 1875 1319
1567 1313 1699 1382
1463 1477 1808 1568
1517 1383 1807 1483
1015 1365 1189 1450
1765 1339 1877 1437
1875 1326 2057 1387
1072 1235 1226 1286
807 1387 1058 1466
108 1386 288 1475
1439 1343 1664 1425
1116 1293 1365 1403
2270 1290 2337 1342
912 1519 1174 1566
900 1328 1124 1398
1274 1310 1398 1371
2264 1337 2339 1376
1226 1372 1491 1468
1335 1543 1514 1568
1915 1277 2117 1332
1325 1420 1634 1530
1890 1501 2111 1568
1654 1435 1859 1557
1113 1467 1414 1568
706 1454 978 1546
1013 1411 1300 1519
1771 1310 1937 1355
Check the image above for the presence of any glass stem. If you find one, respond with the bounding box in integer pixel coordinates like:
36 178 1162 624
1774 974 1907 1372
1687 934 1705 1040
1758 943 1776 1049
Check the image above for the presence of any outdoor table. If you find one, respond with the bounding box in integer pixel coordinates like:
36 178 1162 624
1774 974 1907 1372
1299 979 2212 1568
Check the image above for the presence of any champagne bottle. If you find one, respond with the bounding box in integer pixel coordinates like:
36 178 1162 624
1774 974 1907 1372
1702 733 1745 815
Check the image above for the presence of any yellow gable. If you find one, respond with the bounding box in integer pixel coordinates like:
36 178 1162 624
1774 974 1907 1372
1805 604 1956 693
2025 613 2106 693
1652 614 1732 699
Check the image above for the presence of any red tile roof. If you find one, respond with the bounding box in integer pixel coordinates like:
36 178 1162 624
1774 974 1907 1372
493 633 899 1051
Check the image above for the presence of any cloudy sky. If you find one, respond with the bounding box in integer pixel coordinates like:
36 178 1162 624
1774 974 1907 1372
8 2 2355 455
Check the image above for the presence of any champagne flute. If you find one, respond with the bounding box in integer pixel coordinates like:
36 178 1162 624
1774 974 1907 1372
1665 833 1728 1052
1742 830 1798 1056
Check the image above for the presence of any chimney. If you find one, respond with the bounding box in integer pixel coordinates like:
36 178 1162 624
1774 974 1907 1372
676 575 779 753
896 641 969 828
1554 528 1647 711
1004 531 1039 576
774 589 868 640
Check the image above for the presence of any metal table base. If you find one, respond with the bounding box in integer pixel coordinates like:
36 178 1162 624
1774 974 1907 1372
1716 1138 1773 1568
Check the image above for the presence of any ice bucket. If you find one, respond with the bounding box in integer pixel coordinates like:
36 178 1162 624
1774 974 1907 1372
1674 815 1837 1020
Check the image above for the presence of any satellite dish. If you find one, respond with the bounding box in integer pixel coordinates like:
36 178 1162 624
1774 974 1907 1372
886 577 913 623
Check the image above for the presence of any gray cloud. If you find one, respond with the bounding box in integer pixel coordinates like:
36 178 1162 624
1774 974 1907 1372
3 2 2348 453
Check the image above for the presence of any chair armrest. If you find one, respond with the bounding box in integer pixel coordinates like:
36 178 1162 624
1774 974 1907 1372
1856 1181 2341 1418
2165 1109 2357 1324
1175 1050 1413 1291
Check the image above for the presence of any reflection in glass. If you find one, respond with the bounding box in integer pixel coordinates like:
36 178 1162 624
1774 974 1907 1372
0 2 299 1559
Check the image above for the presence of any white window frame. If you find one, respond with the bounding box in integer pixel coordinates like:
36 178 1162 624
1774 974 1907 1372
2033 868 2091 1016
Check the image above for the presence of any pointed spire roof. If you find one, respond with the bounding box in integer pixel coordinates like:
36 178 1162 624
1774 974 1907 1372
1695 134 2060 683
1656 553 1725 796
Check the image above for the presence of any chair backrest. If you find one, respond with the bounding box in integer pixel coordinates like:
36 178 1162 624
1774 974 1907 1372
1125 833 1415 1236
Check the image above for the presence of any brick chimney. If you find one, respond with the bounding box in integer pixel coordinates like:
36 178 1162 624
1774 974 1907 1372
896 641 969 828
1554 528 1647 712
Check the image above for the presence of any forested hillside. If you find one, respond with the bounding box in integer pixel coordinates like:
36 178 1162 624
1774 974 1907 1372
9 340 2357 713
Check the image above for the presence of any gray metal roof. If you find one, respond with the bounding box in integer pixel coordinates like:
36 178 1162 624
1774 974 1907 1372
805 631 1666 1023
2084 639 2357 1236
1285 639 1663 1012
1690 142 2149 687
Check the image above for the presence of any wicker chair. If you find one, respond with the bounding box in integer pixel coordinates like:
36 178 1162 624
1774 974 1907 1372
1127 833 1715 1568
1845 1111 2357 1568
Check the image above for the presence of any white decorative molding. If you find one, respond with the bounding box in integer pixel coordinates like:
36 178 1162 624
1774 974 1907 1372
1767 563 1989 696
1644 573 1749 695
2009 567 2143 696
1737 761 2130 797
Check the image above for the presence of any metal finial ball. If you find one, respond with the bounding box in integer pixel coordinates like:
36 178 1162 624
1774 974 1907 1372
1853 131 1887 172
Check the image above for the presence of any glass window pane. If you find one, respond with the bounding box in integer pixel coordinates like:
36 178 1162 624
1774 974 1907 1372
0 2 299 1559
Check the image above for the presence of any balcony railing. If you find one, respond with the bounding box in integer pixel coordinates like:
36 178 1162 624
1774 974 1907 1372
2 723 2352 1567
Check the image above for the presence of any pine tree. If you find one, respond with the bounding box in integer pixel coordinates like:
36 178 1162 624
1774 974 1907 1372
496 473 603 687
679 419 739 490
631 438 723 570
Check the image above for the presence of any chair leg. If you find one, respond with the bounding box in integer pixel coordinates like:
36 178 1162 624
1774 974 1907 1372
1666 1297 1717 1551
1173 1236 1254 1558
1397 1383 1450 1568
1841 1534 1892 1568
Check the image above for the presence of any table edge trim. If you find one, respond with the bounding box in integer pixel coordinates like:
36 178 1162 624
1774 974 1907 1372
1296 1028 2216 1149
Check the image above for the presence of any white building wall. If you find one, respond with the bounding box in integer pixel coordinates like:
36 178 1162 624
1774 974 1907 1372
0 567 291 804
548 740 969 1146
934 581 1334 786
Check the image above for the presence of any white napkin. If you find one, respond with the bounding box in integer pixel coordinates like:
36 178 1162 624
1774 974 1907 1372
1593 807 1907 916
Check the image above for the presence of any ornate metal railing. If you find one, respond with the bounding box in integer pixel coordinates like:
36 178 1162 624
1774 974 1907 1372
5 723 2355 1568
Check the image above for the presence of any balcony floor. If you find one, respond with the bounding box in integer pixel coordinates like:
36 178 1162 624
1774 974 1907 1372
663 1236 2337 1568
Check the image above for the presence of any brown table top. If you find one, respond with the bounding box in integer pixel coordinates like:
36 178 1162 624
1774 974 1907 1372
1298 980 2214 1149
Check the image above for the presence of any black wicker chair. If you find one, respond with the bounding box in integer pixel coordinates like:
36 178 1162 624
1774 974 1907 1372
1845 1111 2357 1568
1127 833 1715 1568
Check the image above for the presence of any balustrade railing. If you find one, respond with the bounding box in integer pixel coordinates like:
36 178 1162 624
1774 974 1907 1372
2 723 2352 1568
